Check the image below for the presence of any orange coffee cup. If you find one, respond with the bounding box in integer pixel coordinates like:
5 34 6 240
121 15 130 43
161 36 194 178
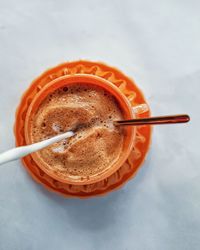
24 74 142 185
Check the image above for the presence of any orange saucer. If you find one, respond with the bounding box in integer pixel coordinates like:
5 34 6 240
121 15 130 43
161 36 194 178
14 60 152 198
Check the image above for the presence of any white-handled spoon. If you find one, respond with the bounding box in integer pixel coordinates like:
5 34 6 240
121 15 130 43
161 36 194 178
0 131 74 165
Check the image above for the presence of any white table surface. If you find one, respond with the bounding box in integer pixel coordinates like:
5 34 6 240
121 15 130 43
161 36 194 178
0 0 200 249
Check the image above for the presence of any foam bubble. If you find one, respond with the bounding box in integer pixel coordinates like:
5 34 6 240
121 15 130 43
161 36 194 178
52 145 65 153
52 123 61 133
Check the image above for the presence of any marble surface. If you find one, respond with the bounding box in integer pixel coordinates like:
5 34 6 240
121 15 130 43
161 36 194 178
0 0 200 249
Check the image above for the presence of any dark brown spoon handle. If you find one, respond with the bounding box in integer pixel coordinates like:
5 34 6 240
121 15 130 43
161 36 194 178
114 114 190 126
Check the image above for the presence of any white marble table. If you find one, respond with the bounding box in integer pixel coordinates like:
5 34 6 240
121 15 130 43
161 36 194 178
0 0 199 249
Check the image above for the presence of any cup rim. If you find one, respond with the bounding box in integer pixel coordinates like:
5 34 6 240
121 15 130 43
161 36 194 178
24 74 135 185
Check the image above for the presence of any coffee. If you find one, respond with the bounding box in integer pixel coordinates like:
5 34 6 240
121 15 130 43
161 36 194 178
30 83 125 179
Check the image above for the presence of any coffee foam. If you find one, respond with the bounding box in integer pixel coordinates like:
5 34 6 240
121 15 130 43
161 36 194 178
30 83 125 178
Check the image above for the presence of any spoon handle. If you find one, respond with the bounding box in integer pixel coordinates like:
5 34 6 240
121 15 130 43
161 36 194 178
0 131 74 166
114 114 190 126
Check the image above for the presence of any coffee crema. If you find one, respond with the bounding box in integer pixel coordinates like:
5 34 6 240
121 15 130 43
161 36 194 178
30 83 125 179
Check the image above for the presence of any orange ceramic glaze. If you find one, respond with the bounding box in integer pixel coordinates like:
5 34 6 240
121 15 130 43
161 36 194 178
14 60 152 198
